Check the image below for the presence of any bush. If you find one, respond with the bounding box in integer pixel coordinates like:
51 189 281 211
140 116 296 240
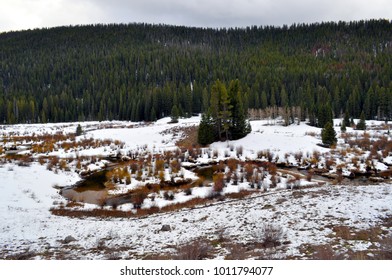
174 238 211 260
183 188 192 196
163 191 175 200
213 173 225 193
256 223 286 248
132 188 148 208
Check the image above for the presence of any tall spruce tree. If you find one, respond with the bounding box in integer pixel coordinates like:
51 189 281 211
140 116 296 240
343 111 351 128
321 122 337 147
170 105 180 123
219 84 232 141
197 113 215 146
198 79 251 145
356 111 367 130
228 79 251 140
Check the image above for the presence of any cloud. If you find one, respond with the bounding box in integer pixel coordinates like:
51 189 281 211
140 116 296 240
0 0 103 32
1 0 391 32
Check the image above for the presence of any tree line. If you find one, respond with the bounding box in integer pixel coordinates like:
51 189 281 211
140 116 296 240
0 20 391 124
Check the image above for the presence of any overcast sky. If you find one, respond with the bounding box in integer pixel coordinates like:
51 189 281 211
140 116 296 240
0 0 391 33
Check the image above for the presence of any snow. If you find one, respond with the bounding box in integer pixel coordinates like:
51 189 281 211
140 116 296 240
0 163 80 250
1 162 390 259
1 117 391 259
87 116 200 151
210 120 328 160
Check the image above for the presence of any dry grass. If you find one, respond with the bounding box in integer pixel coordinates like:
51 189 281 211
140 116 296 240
311 244 339 260
332 225 382 242
174 238 212 260
175 125 199 148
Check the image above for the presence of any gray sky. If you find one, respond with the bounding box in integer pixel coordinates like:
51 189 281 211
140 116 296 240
0 0 391 32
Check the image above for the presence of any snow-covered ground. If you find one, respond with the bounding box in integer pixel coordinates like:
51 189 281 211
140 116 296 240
86 116 200 152
1 161 391 259
210 120 328 160
1 117 391 259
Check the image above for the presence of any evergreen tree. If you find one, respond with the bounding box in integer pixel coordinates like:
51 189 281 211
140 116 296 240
0 21 391 124
321 122 337 147
197 113 215 146
76 124 83 136
356 111 367 130
228 79 250 140
198 79 251 145
317 104 333 128
343 111 351 127
218 84 232 141
170 105 180 123
340 121 346 132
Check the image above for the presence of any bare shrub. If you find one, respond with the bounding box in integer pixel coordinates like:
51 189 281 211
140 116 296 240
244 163 255 182
183 187 192 196
256 223 286 248
163 191 175 201
132 188 148 208
227 158 238 172
306 170 314 182
174 238 211 260
213 173 225 193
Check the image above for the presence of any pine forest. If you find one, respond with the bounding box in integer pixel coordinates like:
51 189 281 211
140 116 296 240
0 20 391 125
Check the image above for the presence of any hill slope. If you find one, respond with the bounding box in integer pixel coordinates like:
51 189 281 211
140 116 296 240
0 20 391 123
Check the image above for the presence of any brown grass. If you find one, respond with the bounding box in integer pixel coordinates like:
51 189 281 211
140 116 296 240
175 125 199 148
174 238 212 260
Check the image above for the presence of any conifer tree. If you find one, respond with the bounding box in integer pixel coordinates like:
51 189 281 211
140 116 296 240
343 111 351 128
356 111 366 130
197 113 215 146
170 105 180 123
340 121 346 132
198 79 251 145
228 79 250 140
219 84 232 141
76 124 83 136
321 122 337 147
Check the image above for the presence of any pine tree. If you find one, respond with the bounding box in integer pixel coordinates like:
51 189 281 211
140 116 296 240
343 111 351 127
197 113 215 146
228 79 251 140
170 105 180 123
340 121 346 132
198 79 251 145
317 104 333 128
219 84 232 141
76 124 83 136
321 122 337 147
356 111 366 130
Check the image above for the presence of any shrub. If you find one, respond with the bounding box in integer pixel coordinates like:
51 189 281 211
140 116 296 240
227 158 238 172
174 238 211 260
132 188 148 208
256 223 286 248
213 173 225 193
183 188 192 196
163 191 175 201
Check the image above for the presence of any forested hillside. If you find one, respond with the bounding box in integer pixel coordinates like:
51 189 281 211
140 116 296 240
0 20 391 124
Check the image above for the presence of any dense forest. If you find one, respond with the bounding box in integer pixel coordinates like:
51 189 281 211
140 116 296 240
0 20 391 124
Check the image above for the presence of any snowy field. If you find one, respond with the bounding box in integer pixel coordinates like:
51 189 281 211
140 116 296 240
1 117 391 259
